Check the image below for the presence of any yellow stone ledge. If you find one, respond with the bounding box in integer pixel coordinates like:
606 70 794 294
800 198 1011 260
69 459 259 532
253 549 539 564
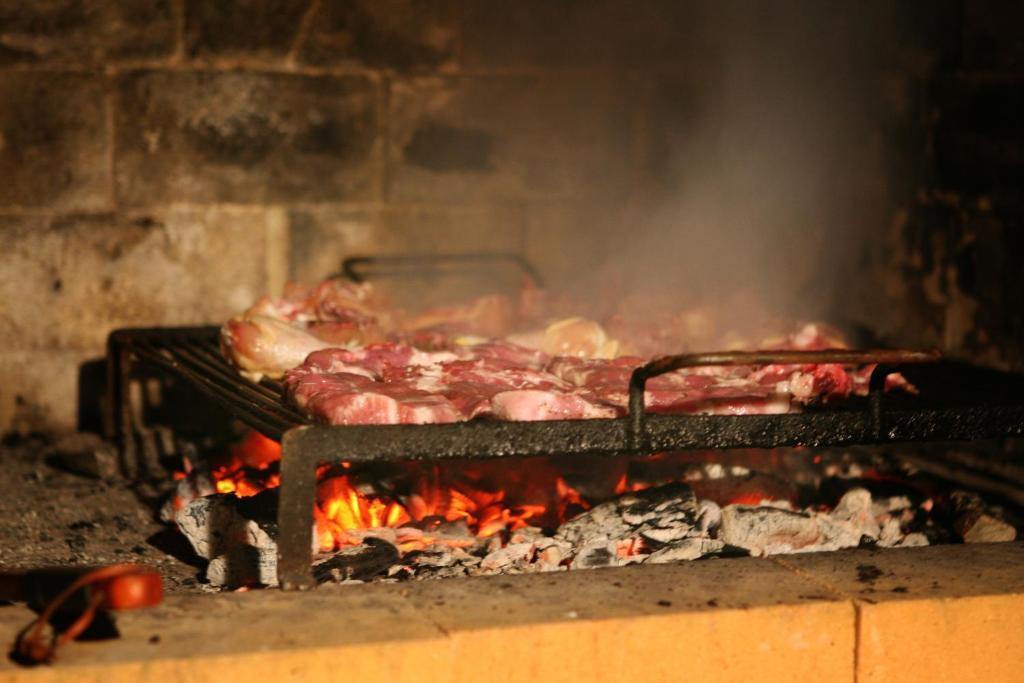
0 542 1020 683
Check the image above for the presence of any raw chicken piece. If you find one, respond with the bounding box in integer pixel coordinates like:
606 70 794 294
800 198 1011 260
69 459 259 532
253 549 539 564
221 315 334 381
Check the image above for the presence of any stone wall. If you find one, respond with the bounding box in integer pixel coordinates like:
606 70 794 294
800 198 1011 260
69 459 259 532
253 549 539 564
0 0 677 433
0 1 1020 434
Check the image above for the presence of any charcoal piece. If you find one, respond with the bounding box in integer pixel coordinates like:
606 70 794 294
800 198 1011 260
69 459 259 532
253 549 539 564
313 538 400 583
619 483 698 524
556 482 697 549
639 526 691 544
480 542 535 573
952 491 1017 543
696 500 722 534
571 540 620 569
176 494 274 560
645 538 725 564
207 546 276 587
898 533 929 547
175 491 319 588
719 504 861 556
830 488 880 540
555 501 631 548
871 495 913 518
877 517 905 547
160 469 215 523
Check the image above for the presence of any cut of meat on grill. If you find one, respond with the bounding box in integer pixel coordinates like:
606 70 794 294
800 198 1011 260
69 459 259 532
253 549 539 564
221 280 391 380
225 275 918 421
221 315 335 382
283 327 917 425
490 390 618 421
286 368 464 425
285 341 616 425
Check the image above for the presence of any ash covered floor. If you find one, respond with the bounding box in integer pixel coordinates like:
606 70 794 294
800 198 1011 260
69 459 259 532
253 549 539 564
0 436 201 593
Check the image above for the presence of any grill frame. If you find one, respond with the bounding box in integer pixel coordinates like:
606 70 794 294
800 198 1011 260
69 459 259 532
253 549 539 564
106 325 1024 588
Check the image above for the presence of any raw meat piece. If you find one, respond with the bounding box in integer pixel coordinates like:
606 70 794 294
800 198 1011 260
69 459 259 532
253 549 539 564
286 368 464 425
222 280 390 379
301 345 460 379
285 341 615 424
221 315 334 381
490 390 618 421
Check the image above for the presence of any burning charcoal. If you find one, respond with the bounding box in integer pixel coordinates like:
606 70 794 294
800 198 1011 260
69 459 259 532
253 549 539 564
509 526 548 544
952 492 1017 543
570 540 622 569
696 500 722 534
527 536 572 571
640 526 691 545
645 538 725 564
877 517 905 547
207 546 277 588
312 538 400 584
899 533 929 547
719 504 861 556
176 494 274 559
480 542 535 573
555 502 632 548
160 469 216 523
534 545 566 570
830 488 881 540
413 546 463 569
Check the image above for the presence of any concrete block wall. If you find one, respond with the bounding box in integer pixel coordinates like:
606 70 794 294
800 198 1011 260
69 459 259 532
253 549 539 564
0 0 691 433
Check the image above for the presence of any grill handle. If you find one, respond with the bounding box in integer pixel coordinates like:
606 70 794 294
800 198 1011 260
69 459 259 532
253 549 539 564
337 252 544 287
627 349 941 447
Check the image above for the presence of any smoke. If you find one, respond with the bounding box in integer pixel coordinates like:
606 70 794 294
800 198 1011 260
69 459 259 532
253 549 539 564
571 2 905 337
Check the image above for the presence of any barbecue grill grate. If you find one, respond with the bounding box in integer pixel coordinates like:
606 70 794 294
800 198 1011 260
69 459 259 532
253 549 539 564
106 325 1024 589
103 254 1024 588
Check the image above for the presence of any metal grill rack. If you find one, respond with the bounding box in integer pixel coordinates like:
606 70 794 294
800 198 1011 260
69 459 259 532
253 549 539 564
103 254 1024 589
106 329 1024 589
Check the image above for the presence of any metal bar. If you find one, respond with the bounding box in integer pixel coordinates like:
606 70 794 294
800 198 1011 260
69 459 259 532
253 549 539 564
277 429 317 590
189 337 290 404
273 403 1024 466
129 346 293 440
627 349 941 444
159 342 307 423
339 252 544 287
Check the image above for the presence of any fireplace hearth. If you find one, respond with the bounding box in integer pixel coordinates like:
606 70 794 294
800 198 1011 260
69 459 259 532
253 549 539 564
3 0 1024 678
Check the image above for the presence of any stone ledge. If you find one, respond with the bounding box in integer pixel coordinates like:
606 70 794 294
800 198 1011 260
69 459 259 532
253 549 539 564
0 543 1021 682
